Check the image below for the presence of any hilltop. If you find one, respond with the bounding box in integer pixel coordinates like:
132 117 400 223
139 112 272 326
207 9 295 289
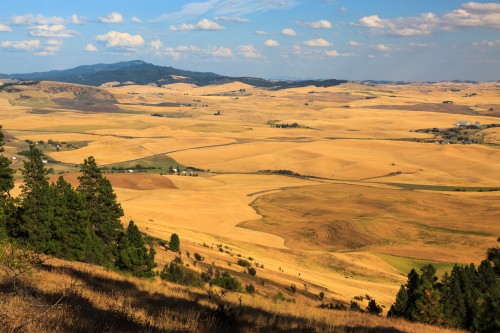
0 60 347 89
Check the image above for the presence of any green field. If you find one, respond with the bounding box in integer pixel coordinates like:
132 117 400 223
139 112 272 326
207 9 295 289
102 154 185 173
375 253 456 278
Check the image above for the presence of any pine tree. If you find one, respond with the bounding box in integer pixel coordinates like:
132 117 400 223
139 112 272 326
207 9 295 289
441 268 466 328
49 176 92 261
77 156 124 265
366 299 383 315
487 245 500 275
169 233 180 252
0 125 14 239
388 285 409 318
472 281 500 333
116 221 156 277
460 264 480 329
15 145 54 252
0 125 14 202
411 279 444 325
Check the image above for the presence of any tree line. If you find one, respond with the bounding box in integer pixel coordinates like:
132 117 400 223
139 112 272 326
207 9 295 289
388 244 499 332
0 127 155 277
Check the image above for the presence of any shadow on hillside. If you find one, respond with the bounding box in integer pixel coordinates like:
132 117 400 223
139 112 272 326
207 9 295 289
0 279 165 333
34 263 407 333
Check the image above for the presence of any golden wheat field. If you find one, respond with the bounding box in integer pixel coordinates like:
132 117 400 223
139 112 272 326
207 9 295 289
0 80 499 311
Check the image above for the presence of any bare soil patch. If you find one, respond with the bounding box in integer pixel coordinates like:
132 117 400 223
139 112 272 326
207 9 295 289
50 172 177 190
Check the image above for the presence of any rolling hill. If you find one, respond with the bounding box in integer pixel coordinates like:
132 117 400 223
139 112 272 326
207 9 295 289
0 60 347 89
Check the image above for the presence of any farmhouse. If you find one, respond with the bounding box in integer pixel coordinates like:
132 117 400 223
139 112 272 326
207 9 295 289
454 121 471 127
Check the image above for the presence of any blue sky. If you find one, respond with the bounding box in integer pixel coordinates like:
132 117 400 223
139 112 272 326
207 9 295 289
0 0 499 80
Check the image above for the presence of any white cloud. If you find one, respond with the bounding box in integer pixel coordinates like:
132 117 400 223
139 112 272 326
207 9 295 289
367 54 375 59
36 38 64 56
176 45 201 52
150 39 163 51
1 39 41 51
359 15 385 29
29 25 79 38
347 40 362 46
339 7 348 13
12 14 65 25
376 44 392 52
357 2 500 37
155 0 299 22
84 43 98 52
98 12 123 24
325 50 353 57
209 46 233 57
95 31 144 50
162 48 182 60
169 23 196 31
0 24 11 32
281 28 296 36
264 39 279 46
170 19 224 31
325 50 340 57
304 38 331 47
238 44 260 58
131 16 142 23
214 16 250 23
1 38 64 56
197 18 224 30
69 14 88 25
254 30 268 35
152 44 201 59
357 13 438 36
473 39 500 47
298 19 332 29
290 45 313 57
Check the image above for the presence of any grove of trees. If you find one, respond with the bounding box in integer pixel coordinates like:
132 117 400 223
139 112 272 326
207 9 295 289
388 244 499 332
0 129 155 277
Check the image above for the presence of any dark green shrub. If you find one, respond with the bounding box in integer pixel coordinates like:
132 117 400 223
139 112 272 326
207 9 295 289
212 272 243 292
366 299 382 315
350 301 363 312
160 262 203 287
237 259 251 267
248 267 256 276
246 284 255 294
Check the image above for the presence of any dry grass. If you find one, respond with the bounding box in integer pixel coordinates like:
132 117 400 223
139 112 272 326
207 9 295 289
0 257 461 333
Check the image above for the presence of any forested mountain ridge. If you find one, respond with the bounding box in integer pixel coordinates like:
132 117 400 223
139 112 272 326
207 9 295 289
0 60 348 89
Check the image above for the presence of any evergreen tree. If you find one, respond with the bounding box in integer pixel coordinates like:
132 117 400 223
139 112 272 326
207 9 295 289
405 268 421 319
366 299 383 315
472 281 500 333
116 221 156 277
349 301 362 312
15 145 54 252
387 285 409 318
459 264 480 329
411 279 444 325
0 125 14 239
441 268 466 328
77 156 123 265
487 245 500 275
49 177 92 261
169 233 180 252
0 125 14 202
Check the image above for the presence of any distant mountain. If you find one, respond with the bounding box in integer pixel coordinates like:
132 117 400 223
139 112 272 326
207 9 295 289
0 60 347 89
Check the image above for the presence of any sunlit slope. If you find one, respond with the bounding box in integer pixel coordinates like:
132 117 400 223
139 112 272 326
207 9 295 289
171 140 499 186
241 183 500 262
